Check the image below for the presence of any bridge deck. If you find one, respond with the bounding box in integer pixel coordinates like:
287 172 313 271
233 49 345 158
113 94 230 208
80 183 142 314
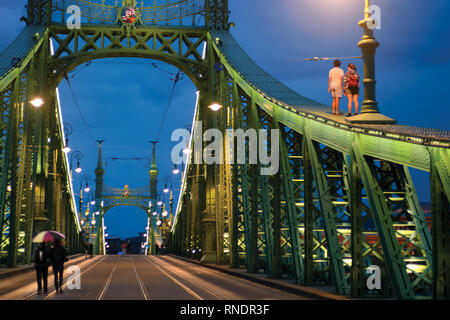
212 30 450 145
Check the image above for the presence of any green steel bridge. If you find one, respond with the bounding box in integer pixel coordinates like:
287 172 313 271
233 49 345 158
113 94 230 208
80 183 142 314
0 0 449 300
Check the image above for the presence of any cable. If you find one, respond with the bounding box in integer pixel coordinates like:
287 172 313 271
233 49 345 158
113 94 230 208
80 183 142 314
67 61 92 79
154 70 182 140
64 76 98 151
104 157 151 171
255 56 363 63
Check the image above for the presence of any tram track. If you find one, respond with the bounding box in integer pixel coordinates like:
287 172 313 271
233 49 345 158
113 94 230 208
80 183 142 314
23 255 108 300
96 255 121 300
130 255 150 300
144 256 224 300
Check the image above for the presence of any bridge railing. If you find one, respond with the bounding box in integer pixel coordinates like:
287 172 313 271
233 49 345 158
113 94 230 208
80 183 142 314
50 0 205 26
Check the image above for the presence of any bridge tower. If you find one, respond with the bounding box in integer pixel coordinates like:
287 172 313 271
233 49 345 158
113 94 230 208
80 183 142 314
149 141 159 255
25 0 51 25
206 0 229 30
93 140 105 255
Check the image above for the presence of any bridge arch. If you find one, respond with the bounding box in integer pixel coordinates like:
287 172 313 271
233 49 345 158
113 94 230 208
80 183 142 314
47 25 208 90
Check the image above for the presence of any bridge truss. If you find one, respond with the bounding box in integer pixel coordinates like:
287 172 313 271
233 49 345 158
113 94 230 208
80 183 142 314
0 0 448 299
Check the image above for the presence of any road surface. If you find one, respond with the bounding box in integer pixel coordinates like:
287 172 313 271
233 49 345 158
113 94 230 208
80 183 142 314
1 255 310 300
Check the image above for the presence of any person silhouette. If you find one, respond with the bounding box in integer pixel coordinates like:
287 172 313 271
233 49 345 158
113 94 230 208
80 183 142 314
49 239 68 293
34 242 49 294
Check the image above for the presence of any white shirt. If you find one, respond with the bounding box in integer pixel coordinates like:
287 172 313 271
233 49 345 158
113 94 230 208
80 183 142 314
329 67 344 89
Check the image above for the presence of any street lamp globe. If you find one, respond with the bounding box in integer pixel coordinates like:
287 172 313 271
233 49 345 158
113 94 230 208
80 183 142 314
156 220 162 226
208 103 222 112
30 97 44 108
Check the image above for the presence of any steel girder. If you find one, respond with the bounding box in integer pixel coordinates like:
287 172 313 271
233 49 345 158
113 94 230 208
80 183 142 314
47 25 208 91
272 119 304 283
352 135 434 298
0 29 82 266
430 148 450 299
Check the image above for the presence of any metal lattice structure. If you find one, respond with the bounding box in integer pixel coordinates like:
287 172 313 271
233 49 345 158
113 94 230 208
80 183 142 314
0 0 449 299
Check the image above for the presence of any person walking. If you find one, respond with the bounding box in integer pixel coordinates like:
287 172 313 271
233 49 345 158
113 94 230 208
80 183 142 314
328 59 344 115
84 241 89 259
154 243 160 256
88 243 93 258
50 238 68 293
344 63 360 116
34 242 49 295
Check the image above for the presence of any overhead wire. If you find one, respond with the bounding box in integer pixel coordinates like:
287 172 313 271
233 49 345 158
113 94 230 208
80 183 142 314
154 70 183 141
63 59 186 149
64 75 98 151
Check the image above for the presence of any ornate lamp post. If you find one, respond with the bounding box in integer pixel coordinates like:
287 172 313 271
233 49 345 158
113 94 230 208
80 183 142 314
346 0 396 124
63 122 72 153
70 150 83 175
79 174 93 213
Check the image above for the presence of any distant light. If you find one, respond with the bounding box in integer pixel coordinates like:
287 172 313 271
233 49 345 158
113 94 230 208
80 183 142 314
208 103 222 112
146 226 150 230
172 168 180 175
63 146 71 153
157 201 163 206
103 226 107 230
30 98 44 108
163 188 169 194
156 220 162 226
91 219 96 225
183 148 191 155
75 167 82 173
152 211 157 216
84 187 90 193
6 185 12 192
47 137 51 143
143 234 147 237
162 211 168 217
95 211 100 215
105 233 109 237
90 200 95 205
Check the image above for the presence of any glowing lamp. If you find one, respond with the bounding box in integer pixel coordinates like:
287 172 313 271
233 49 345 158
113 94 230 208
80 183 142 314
208 103 222 112
30 98 44 108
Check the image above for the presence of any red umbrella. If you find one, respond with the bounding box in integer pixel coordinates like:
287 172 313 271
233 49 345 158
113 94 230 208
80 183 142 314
32 231 65 243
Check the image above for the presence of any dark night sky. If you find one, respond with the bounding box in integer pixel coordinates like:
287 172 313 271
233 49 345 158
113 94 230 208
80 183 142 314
0 0 448 238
